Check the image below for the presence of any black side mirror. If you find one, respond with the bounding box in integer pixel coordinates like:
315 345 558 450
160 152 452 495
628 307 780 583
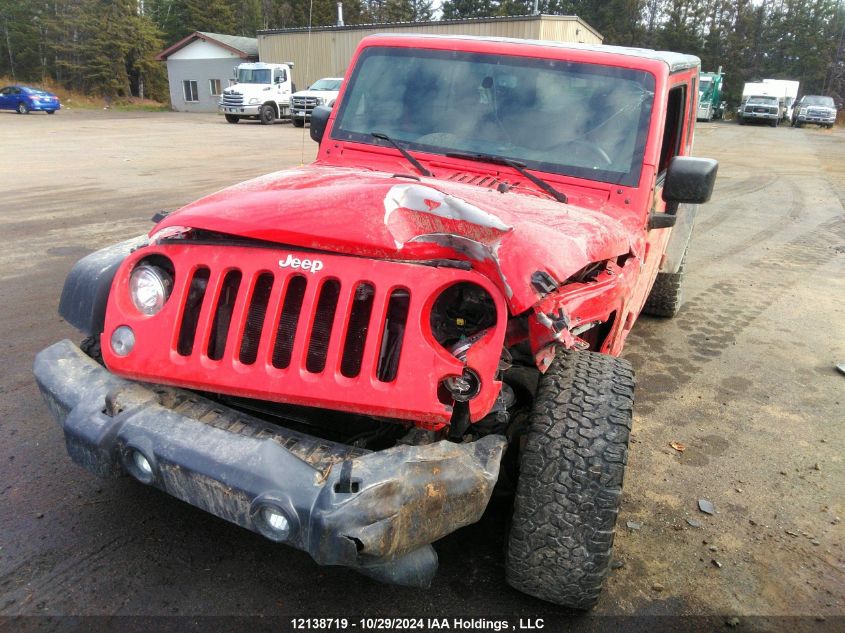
663 156 718 204
310 105 332 143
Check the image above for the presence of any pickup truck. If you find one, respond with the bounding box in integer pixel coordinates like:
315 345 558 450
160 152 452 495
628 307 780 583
792 95 837 128
291 77 343 127
34 34 717 609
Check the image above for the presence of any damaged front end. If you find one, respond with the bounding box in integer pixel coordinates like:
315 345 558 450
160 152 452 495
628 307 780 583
34 340 506 587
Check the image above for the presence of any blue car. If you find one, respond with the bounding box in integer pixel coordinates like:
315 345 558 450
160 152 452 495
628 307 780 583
0 85 61 114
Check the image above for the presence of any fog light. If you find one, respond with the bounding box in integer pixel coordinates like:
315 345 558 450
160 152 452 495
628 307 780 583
111 325 135 356
133 451 152 476
259 505 291 542
126 448 155 484
442 368 481 402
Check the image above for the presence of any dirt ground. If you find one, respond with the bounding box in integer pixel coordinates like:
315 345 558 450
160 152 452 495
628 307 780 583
0 110 843 628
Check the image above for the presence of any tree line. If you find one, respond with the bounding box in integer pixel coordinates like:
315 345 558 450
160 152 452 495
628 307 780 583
1 0 843 106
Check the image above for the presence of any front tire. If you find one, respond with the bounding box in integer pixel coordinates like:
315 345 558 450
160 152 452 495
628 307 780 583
643 248 687 318
259 104 275 125
47 110 56 115
224 114 240 124
17 102 29 114
292 117 305 128
506 350 634 609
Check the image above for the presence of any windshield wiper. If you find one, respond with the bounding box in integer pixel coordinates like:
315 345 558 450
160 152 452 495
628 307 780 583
371 132 432 177
445 151 567 204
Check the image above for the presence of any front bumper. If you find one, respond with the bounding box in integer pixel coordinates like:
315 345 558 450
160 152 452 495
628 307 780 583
742 111 778 121
33 340 506 587
220 104 261 116
796 114 835 124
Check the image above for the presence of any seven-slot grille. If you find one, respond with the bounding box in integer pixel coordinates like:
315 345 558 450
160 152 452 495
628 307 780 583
102 243 506 425
175 266 409 383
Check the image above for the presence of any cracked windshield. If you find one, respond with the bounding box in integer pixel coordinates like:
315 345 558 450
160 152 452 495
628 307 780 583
333 47 655 186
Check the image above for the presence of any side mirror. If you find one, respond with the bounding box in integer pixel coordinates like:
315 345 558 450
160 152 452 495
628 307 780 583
663 156 718 204
310 105 332 143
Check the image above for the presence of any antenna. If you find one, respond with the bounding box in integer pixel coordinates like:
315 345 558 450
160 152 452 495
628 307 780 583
300 0 315 166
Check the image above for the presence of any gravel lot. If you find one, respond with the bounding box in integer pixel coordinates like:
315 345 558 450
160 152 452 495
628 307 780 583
0 110 843 628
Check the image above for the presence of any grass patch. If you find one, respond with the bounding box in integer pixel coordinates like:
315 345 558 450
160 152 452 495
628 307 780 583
0 75 169 110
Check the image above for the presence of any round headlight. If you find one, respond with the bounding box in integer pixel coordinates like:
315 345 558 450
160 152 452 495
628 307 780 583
129 264 172 315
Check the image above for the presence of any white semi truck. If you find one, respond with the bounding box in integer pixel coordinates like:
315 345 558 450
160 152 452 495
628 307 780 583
220 61 295 124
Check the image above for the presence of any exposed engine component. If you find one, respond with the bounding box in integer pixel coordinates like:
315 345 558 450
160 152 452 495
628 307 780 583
430 282 497 349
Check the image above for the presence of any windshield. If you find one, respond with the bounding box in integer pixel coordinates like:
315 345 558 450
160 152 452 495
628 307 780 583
748 96 778 105
803 95 835 107
699 77 713 99
237 68 271 84
309 78 342 91
332 47 656 187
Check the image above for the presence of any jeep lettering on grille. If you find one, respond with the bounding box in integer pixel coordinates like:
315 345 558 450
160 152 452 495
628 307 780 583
279 254 324 273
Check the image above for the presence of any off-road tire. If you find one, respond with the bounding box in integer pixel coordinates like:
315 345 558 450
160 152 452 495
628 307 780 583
259 104 275 125
642 249 687 318
17 102 29 114
506 349 634 609
225 114 240 124
292 117 305 128
80 336 104 366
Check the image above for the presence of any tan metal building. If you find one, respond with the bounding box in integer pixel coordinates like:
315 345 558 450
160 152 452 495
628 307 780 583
258 15 602 88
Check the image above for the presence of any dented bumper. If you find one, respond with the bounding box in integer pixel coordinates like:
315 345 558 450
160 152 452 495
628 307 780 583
33 340 506 587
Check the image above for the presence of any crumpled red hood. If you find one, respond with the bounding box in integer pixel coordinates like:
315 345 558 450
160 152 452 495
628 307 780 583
154 165 634 313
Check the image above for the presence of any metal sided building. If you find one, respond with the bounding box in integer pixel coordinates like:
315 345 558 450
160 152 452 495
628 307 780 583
258 15 603 89
157 32 259 112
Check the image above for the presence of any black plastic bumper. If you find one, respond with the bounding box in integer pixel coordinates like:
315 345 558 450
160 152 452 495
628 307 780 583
33 340 507 587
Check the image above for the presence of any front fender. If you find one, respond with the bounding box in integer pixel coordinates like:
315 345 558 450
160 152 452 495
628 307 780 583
58 235 147 335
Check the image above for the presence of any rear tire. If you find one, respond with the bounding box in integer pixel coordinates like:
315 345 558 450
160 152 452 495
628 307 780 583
47 110 56 115
225 114 240 124
505 349 634 609
643 248 687 318
259 104 275 125
292 117 305 128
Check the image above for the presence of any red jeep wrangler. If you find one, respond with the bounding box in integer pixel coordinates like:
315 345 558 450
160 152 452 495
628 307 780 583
34 34 716 608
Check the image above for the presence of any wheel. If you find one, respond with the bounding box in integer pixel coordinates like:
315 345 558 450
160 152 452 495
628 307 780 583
505 349 634 609
224 114 240 124
47 110 56 115
738 117 745 125
796 121 804 128
292 117 305 128
770 119 778 128
259 104 275 125
643 248 687 317
17 102 29 114
80 336 104 366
